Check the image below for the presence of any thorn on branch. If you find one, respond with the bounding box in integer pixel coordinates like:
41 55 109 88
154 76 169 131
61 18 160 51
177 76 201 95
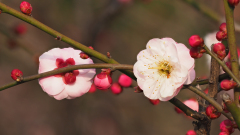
55 36 61 40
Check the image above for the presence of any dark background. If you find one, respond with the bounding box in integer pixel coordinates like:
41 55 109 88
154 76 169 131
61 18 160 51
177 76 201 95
0 0 240 134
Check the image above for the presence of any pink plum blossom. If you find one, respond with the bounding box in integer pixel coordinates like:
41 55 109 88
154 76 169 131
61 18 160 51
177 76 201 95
183 99 199 112
133 38 195 101
38 48 96 100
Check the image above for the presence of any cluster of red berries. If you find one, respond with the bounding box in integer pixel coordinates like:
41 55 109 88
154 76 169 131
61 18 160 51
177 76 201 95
188 35 205 59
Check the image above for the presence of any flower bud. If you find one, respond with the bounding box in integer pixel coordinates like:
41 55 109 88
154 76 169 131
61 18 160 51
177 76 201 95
220 119 234 134
110 82 122 95
222 102 229 113
220 80 237 91
14 24 27 35
149 99 160 105
223 61 232 73
216 31 227 41
186 130 197 135
11 69 23 82
79 46 94 59
101 68 112 76
94 72 112 90
228 0 240 6
175 107 183 114
189 47 203 59
219 132 230 135
206 104 221 119
20 1 32 15
188 35 204 48
213 43 226 60
219 23 227 33
88 83 97 93
118 74 132 87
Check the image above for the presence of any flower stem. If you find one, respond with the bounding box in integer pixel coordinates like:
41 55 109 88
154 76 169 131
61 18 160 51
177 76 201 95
223 0 240 107
203 45 240 87
186 85 234 121
0 2 135 80
0 64 133 91
222 93 240 129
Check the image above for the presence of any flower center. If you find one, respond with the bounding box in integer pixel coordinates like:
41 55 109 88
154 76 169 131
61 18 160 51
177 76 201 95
149 60 173 78
54 58 79 84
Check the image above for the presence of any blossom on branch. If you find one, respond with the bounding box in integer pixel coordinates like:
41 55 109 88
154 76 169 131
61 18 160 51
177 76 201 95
133 38 195 101
38 48 96 100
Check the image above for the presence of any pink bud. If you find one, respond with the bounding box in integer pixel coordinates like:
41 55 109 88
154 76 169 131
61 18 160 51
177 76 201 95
11 69 23 82
189 47 203 59
220 80 237 91
88 83 97 93
101 68 112 76
219 132 230 135
79 52 89 59
188 35 204 48
175 107 183 114
94 72 112 90
14 24 27 35
213 43 226 60
222 102 229 113
110 82 122 95
149 99 160 105
118 74 132 87
219 23 227 33
223 61 232 73
186 130 196 135
228 0 240 6
216 31 227 41
20 1 32 15
220 119 234 134
79 46 94 59
206 104 221 119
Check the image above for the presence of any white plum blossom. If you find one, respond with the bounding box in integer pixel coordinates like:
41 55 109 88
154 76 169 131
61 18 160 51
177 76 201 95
133 38 195 101
38 47 96 100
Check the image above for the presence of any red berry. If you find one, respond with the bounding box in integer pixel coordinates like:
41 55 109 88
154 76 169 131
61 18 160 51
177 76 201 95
118 74 132 87
213 43 226 60
206 104 221 119
188 35 204 48
186 130 197 135
20 1 32 15
11 69 23 82
220 79 237 91
228 0 240 6
149 99 160 105
189 47 203 59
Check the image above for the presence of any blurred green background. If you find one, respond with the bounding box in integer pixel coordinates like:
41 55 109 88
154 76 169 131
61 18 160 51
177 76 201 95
0 0 240 134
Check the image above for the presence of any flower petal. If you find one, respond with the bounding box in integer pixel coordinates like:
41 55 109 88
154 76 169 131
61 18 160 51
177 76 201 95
39 76 65 95
175 43 194 71
53 90 68 100
65 77 92 98
184 67 196 85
